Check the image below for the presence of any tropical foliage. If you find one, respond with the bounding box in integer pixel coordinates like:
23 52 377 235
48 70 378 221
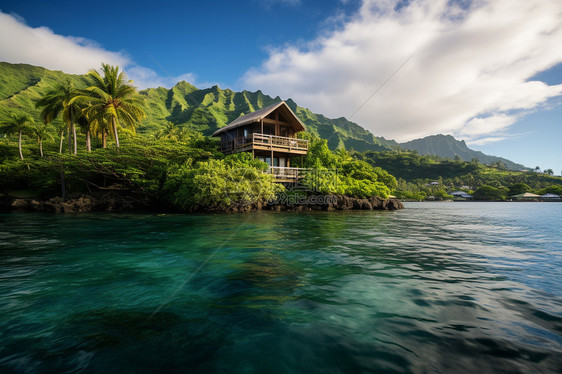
73 64 145 148
296 135 395 198
0 114 34 159
1 62 561 209
165 153 283 211
35 80 80 154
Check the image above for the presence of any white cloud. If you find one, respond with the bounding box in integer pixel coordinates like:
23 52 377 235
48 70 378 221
242 0 562 143
0 11 197 90
466 136 509 146
0 11 129 73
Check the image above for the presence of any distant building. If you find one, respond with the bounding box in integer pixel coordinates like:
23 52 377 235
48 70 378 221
510 192 541 201
540 193 561 201
450 191 473 200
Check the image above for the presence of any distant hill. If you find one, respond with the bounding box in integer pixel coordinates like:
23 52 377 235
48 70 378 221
400 134 528 171
0 62 398 152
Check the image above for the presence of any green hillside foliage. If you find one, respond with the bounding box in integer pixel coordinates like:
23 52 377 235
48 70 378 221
0 62 397 153
289 134 395 198
2 62 559 206
0 63 88 123
358 150 562 200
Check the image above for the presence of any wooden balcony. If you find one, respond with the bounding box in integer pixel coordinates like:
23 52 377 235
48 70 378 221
268 166 309 182
220 133 309 155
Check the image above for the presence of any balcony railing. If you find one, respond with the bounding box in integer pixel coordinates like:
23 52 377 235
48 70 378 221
220 133 309 154
268 166 309 181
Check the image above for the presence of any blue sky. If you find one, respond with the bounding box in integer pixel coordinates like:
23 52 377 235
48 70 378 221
0 0 561 173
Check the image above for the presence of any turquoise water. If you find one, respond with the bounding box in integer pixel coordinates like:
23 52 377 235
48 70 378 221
0 202 561 373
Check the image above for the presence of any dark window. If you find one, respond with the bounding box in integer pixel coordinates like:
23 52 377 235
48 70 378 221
263 124 275 135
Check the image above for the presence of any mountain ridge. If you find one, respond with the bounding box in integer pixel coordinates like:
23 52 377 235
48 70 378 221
0 62 528 170
400 134 528 171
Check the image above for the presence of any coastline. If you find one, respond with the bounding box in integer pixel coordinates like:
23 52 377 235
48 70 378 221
1 193 404 214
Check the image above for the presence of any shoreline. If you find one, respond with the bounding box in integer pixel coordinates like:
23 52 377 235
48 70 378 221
1 194 404 214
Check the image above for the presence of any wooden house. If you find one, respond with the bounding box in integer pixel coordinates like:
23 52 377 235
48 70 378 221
212 101 309 182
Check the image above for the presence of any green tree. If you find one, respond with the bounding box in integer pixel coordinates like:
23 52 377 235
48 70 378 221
0 114 34 160
509 182 531 196
30 123 54 157
35 80 80 155
544 169 554 175
473 185 507 201
74 63 146 148
538 185 562 195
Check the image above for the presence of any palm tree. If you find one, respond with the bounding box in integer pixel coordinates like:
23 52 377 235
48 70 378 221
53 120 66 153
35 80 80 155
75 104 98 152
0 114 33 159
156 122 182 141
31 123 54 157
74 63 145 148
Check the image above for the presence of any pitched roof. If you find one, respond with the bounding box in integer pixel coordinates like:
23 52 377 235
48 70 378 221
510 192 541 198
211 101 306 136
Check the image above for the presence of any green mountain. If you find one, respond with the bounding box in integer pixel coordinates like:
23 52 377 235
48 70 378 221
0 62 530 170
0 62 397 152
400 134 528 171
138 83 399 151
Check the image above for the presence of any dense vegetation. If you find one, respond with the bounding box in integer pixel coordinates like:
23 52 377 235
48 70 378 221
0 62 398 153
0 62 402 211
357 150 562 200
1 62 560 209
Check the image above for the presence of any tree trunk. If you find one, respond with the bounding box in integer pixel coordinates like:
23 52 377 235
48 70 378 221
39 138 43 157
59 131 64 153
72 123 77 155
102 131 107 148
67 125 72 154
112 117 120 148
18 130 23 160
86 130 91 152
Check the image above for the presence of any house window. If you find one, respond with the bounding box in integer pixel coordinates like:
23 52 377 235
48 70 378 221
258 156 272 166
263 124 275 135
273 157 279 167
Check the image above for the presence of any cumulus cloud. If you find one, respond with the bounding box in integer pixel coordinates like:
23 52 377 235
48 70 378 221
243 0 562 143
0 11 129 73
0 11 196 89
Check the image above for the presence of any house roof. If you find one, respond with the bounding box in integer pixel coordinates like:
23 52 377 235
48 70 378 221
450 191 466 195
211 101 306 137
541 193 560 198
510 192 541 198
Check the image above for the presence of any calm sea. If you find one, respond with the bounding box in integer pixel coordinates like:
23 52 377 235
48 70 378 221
0 202 561 373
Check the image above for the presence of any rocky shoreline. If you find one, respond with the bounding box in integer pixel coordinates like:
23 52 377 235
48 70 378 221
1 193 404 213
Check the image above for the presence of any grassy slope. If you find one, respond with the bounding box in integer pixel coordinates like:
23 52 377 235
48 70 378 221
359 150 562 189
0 62 398 152
0 62 88 124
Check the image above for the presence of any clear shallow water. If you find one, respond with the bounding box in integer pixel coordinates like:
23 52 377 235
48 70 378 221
0 202 561 373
